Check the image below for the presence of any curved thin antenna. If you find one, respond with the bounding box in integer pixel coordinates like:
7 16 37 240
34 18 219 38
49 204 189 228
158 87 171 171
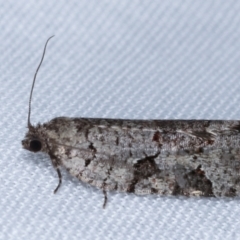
28 35 54 128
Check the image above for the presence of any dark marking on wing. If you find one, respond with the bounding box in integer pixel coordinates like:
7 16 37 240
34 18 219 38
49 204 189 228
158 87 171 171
85 159 91 167
192 131 214 140
184 149 190 154
231 124 240 132
207 139 215 145
152 131 161 142
173 165 213 197
127 153 160 193
134 154 160 178
151 188 159 194
185 165 213 197
225 187 237 197
195 147 204 154
89 142 97 154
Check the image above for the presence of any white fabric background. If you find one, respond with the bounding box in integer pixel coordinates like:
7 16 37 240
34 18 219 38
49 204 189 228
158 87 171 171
1 1 240 239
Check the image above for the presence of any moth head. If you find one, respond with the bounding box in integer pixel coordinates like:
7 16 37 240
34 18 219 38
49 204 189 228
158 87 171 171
22 137 42 152
22 126 47 153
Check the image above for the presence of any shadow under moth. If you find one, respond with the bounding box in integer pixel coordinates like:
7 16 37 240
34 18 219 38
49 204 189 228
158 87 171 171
22 36 240 208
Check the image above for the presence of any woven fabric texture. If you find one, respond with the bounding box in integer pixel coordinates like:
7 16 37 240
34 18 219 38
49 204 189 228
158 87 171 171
1 1 240 239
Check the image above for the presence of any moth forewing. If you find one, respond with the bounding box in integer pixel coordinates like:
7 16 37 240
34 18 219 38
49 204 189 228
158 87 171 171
22 37 240 207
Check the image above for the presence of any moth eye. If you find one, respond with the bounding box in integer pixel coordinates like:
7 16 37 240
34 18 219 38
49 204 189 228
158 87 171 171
29 140 42 152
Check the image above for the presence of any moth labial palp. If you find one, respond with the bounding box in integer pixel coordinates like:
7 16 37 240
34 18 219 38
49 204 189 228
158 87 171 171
22 37 240 208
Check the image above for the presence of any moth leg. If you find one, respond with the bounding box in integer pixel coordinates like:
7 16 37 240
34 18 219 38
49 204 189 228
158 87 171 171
102 189 108 209
53 168 62 194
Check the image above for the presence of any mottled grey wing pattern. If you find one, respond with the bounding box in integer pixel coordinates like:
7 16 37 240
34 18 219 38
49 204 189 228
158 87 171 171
22 117 240 201
21 37 240 208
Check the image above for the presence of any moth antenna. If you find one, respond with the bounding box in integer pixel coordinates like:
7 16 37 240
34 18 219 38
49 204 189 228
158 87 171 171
28 35 54 128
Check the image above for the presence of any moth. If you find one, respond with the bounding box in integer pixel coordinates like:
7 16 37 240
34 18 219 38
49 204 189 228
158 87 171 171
22 37 240 207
